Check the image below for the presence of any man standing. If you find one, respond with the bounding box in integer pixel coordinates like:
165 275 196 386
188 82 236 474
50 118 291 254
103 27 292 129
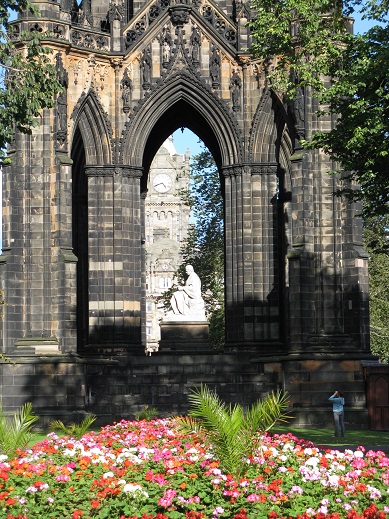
329 391 345 437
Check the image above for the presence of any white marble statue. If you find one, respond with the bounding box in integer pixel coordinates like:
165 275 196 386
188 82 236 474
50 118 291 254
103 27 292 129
168 265 206 321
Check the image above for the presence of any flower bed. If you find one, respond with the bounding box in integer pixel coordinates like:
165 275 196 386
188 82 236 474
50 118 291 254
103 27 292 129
0 418 388 519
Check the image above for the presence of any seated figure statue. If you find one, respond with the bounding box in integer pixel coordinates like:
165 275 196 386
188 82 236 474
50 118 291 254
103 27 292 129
168 265 206 320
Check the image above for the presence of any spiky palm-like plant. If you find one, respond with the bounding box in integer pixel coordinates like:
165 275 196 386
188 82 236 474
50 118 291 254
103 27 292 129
49 414 97 440
134 405 158 421
180 384 291 478
0 402 38 458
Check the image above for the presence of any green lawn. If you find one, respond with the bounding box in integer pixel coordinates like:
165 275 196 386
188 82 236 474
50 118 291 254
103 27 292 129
273 425 389 448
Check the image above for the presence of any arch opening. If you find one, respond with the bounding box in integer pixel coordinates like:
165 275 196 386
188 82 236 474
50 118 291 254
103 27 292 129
143 130 225 352
140 99 224 193
71 127 89 351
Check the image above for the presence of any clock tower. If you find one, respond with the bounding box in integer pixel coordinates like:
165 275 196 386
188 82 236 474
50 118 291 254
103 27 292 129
144 136 191 352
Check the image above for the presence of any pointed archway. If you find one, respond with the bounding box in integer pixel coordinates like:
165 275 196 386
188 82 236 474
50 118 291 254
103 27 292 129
120 72 292 350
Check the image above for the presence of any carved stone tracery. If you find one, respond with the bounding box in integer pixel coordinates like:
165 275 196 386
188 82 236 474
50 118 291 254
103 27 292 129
55 52 69 151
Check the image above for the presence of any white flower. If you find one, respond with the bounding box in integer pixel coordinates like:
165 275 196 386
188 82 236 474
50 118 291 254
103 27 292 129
26 486 38 493
367 485 382 499
305 457 319 466
103 471 115 479
123 483 142 492
354 450 364 458
122 483 149 498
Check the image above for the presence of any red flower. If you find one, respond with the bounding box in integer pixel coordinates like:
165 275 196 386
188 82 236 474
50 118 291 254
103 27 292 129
91 499 100 509
185 512 205 519
0 470 9 482
233 510 250 519
72 510 84 519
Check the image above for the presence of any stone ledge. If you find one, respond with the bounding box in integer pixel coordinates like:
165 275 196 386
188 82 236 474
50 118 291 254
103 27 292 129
159 321 210 353
13 337 60 355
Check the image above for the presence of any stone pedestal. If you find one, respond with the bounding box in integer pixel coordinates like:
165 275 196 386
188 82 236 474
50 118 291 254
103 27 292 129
159 321 210 353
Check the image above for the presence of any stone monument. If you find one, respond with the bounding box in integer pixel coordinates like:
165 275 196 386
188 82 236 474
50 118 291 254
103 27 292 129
160 265 209 352
0 0 374 426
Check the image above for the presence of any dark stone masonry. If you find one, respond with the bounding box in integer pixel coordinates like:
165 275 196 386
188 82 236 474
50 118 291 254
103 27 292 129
0 0 374 427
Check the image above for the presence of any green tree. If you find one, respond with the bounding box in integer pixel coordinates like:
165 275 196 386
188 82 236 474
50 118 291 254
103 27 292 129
363 216 389 362
250 0 389 220
160 146 225 348
0 1 61 164
183 147 224 348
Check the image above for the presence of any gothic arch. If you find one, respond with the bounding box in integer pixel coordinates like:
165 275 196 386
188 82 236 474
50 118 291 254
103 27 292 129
70 89 114 165
249 89 295 166
120 72 243 176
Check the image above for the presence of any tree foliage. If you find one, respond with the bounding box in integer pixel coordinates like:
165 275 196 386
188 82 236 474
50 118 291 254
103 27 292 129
0 1 61 163
250 0 389 220
180 146 224 310
363 216 389 362
159 145 225 348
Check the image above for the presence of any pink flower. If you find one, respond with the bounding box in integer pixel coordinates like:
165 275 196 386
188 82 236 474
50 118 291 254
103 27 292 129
247 494 261 502
55 474 70 482
158 488 177 508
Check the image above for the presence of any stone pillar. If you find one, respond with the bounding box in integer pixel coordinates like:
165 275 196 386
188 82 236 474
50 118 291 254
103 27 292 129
85 166 143 353
56 153 78 354
140 190 147 349
121 167 143 352
224 163 282 351
1 117 63 354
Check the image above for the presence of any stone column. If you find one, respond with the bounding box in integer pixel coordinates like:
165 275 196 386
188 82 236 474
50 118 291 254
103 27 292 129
56 154 78 354
1 119 62 354
121 167 143 352
224 163 282 350
85 166 143 353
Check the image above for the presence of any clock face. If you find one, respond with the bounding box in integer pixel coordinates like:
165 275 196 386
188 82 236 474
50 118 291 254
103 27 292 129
153 173 172 193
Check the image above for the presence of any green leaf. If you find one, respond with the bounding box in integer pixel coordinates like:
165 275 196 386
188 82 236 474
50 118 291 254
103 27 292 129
186 384 291 477
0 402 38 458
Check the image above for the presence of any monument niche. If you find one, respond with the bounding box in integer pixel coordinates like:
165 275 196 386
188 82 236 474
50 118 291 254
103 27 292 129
160 265 209 352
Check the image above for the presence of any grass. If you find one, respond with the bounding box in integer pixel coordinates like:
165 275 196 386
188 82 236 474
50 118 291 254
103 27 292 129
273 425 389 449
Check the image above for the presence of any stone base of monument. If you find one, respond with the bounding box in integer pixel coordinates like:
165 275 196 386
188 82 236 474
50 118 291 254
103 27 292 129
159 321 210 353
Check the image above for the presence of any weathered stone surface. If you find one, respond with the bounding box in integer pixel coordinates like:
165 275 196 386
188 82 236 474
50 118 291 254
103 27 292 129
0 0 374 426
159 321 210 352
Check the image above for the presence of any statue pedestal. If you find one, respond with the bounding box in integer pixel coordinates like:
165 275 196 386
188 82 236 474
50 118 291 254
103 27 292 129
159 321 210 353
